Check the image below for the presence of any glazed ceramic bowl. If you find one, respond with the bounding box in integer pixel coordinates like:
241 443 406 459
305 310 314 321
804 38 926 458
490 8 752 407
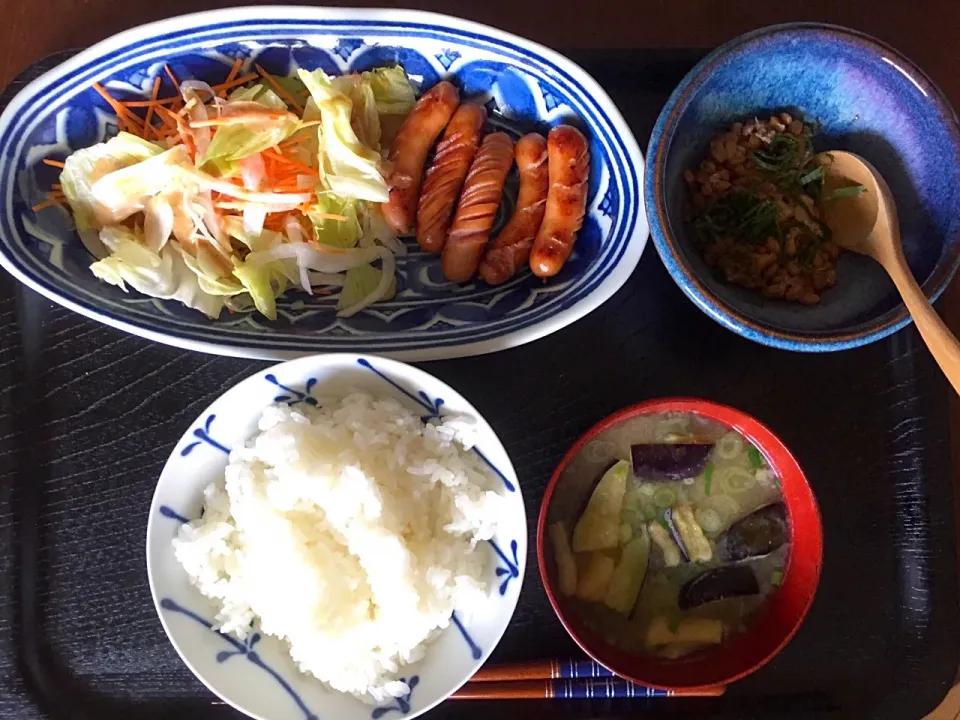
537 398 822 690
645 23 960 351
0 6 647 361
147 353 526 720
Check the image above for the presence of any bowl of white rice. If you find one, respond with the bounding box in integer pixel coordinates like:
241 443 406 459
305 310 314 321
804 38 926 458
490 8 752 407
146 353 525 720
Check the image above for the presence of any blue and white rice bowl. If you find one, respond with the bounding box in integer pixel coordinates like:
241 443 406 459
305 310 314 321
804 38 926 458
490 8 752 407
146 353 526 720
0 6 647 361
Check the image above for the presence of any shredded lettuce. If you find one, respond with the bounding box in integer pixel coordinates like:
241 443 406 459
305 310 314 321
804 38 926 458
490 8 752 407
270 75 309 103
308 195 362 248
90 226 224 318
221 215 284 252
176 244 245 296
297 68 389 202
227 85 288 110
89 145 192 225
346 80 381 150
232 261 288 320
363 66 416 115
59 64 416 322
337 263 395 314
200 112 299 175
336 249 396 317
60 132 164 230
339 264 379 311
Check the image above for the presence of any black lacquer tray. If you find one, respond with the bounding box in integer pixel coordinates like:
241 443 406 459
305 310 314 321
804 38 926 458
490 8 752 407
0 49 957 720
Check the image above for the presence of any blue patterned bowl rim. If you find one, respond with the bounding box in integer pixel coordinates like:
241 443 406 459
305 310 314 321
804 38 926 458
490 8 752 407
0 6 648 361
645 22 960 352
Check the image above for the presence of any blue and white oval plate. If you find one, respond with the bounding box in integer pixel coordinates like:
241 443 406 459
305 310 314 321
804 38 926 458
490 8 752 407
147 353 526 720
0 6 647 360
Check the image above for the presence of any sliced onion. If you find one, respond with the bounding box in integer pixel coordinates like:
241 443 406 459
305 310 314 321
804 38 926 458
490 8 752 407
222 100 280 116
362 203 406 255
284 215 307 244
180 80 217 102
177 165 311 207
376 234 406 255
284 216 312 294
239 153 266 190
184 199 229 261
242 203 267 236
298 265 312 294
337 246 396 318
196 191 229 254
170 192 196 246
181 86 211 163
143 195 174 253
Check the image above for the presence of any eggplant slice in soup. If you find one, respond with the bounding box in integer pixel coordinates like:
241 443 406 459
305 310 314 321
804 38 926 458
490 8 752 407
678 565 761 610
718 503 788 562
631 443 713 481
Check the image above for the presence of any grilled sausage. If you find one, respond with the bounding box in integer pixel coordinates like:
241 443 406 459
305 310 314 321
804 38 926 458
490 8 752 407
381 81 459 236
478 133 548 284
441 132 516 282
416 103 486 252
529 125 590 278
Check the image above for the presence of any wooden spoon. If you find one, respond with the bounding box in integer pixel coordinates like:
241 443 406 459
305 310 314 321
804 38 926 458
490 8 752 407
817 150 960 395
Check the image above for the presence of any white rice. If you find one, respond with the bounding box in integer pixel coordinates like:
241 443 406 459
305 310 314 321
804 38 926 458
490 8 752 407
173 392 505 703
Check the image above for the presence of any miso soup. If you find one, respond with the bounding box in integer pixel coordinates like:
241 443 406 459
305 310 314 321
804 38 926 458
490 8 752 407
548 411 788 659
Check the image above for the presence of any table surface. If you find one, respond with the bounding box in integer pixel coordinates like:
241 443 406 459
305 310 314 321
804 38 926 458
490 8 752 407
1 1 959 718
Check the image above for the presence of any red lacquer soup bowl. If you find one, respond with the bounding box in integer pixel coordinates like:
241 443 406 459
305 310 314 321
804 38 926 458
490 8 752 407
536 398 823 690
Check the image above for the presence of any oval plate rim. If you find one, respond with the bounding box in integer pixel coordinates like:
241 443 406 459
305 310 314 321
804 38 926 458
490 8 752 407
0 5 649 361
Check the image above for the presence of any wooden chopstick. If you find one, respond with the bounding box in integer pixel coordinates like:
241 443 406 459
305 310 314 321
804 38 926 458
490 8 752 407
471 658 615 682
455 659 726 700
452 678 726 700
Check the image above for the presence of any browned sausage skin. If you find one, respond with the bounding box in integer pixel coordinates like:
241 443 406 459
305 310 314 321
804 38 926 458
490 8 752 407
416 103 487 253
478 133 548 285
381 81 459 236
441 132 516 282
529 125 590 278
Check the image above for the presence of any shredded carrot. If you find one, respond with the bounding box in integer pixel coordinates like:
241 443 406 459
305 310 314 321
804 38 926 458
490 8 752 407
120 97 179 108
32 198 65 211
92 83 144 133
157 106 196 159
154 105 180 135
189 110 294 128
143 77 162 140
43 158 66 168
254 63 305 113
267 153 319 177
211 73 259 95
278 134 311 148
218 59 243 98
153 106 175 132
164 64 181 95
